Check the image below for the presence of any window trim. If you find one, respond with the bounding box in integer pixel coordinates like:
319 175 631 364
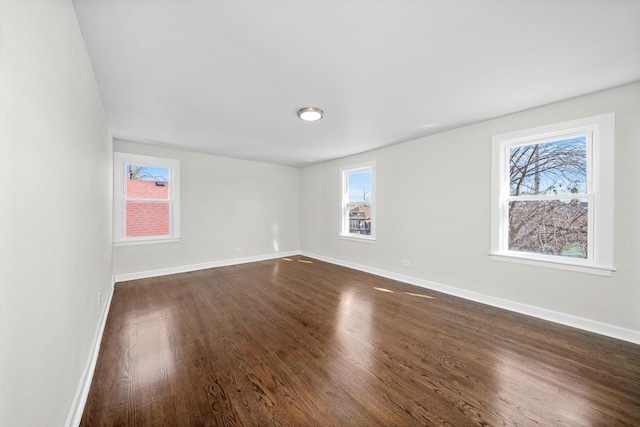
340 161 376 242
113 152 181 245
490 113 615 276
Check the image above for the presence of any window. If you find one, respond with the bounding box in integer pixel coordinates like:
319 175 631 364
113 152 180 245
491 113 614 276
340 162 375 241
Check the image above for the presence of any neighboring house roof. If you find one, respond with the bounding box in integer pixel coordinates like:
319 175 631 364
349 205 371 220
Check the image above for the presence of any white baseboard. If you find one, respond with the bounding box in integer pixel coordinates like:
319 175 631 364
301 251 640 345
114 250 301 283
65 276 116 427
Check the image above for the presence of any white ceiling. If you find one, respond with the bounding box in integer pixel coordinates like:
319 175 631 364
72 0 640 167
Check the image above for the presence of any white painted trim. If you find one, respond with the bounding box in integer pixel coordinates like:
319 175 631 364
65 276 116 427
113 237 180 247
114 250 301 282
300 251 640 345
489 253 614 276
338 234 377 244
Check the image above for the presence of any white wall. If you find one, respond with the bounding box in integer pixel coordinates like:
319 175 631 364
112 140 300 276
0 1 113 426
301 82 640 335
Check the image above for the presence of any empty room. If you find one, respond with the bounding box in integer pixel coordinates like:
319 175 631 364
2 1 640 426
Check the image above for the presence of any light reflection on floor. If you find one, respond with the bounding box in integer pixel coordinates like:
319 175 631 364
494 347 595 425
331 289 376 393
125 310 176 399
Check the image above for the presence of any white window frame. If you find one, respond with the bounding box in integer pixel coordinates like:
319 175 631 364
340 162 376 242
490 113 614 276
113 152 180 245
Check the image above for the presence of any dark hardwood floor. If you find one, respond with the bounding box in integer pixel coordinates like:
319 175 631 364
81 256 640 426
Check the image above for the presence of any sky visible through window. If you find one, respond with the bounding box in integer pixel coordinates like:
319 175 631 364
509 136 587 196
348 170 372 202
126 165 170 182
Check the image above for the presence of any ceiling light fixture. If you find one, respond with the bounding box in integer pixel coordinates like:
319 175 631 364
297 107 324 121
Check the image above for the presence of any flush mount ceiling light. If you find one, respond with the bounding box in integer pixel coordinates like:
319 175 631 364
297 107 324 121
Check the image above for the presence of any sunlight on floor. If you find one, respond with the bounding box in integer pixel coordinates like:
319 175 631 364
404 292 435 299
333 289 375 393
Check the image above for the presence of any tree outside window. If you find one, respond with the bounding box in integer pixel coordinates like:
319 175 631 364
508 136 589 258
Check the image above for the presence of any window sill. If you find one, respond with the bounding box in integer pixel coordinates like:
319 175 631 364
489 252 614 277
114 237 180 247
339 234 376 244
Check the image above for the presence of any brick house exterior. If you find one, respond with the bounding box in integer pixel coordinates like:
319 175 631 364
125 180 170 237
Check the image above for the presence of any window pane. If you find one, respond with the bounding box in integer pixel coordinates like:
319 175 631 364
347 170 372 235
509 136 587 196
508 199 588 258
348 171 371 202
125 165 170 200
347 204 371 235
125 201 171 237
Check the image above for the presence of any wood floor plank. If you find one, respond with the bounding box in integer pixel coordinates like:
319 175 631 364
81 257 640 426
